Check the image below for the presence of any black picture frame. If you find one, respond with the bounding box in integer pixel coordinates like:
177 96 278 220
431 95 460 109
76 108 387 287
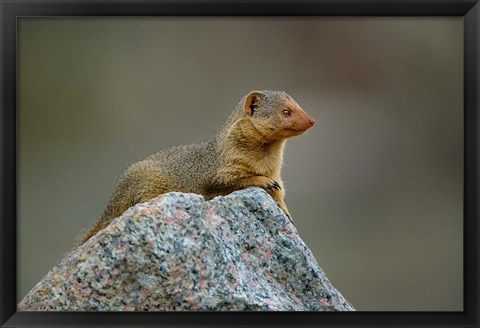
1 0 478 327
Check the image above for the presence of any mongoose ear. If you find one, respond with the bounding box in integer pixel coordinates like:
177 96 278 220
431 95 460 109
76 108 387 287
244 91 264 116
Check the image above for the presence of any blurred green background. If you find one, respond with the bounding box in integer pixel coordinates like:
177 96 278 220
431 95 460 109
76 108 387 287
17 17 463 310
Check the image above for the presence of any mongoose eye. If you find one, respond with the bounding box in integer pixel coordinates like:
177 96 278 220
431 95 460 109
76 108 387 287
282 109 291 116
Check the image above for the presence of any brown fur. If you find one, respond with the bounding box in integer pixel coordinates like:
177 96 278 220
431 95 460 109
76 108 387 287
76 90 314 246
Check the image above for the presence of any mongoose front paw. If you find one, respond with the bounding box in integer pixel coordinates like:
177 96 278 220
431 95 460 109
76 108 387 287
241 176 281 191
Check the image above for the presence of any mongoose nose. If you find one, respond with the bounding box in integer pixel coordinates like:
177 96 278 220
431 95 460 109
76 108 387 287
308 118 315 126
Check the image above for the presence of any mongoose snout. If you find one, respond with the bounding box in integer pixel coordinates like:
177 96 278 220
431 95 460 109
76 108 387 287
269 101 315 138
293 110 315 132
76 90 314 247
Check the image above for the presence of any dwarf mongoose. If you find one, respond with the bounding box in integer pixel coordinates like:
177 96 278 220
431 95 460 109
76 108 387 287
77 90 315 246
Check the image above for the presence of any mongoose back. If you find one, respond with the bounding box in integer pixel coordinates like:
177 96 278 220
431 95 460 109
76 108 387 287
77 90 315 246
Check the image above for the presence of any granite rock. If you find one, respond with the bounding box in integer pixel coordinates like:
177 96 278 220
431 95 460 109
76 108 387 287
18 188 355 311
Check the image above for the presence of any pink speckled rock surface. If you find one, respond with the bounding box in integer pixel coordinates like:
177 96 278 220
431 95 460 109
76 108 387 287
17 188 355 311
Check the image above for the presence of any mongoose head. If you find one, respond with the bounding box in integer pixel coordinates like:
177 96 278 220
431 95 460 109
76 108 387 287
243 90 315 141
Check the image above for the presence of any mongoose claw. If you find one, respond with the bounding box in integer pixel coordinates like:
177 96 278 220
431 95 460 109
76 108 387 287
286 213 295 226
267 181 281 190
